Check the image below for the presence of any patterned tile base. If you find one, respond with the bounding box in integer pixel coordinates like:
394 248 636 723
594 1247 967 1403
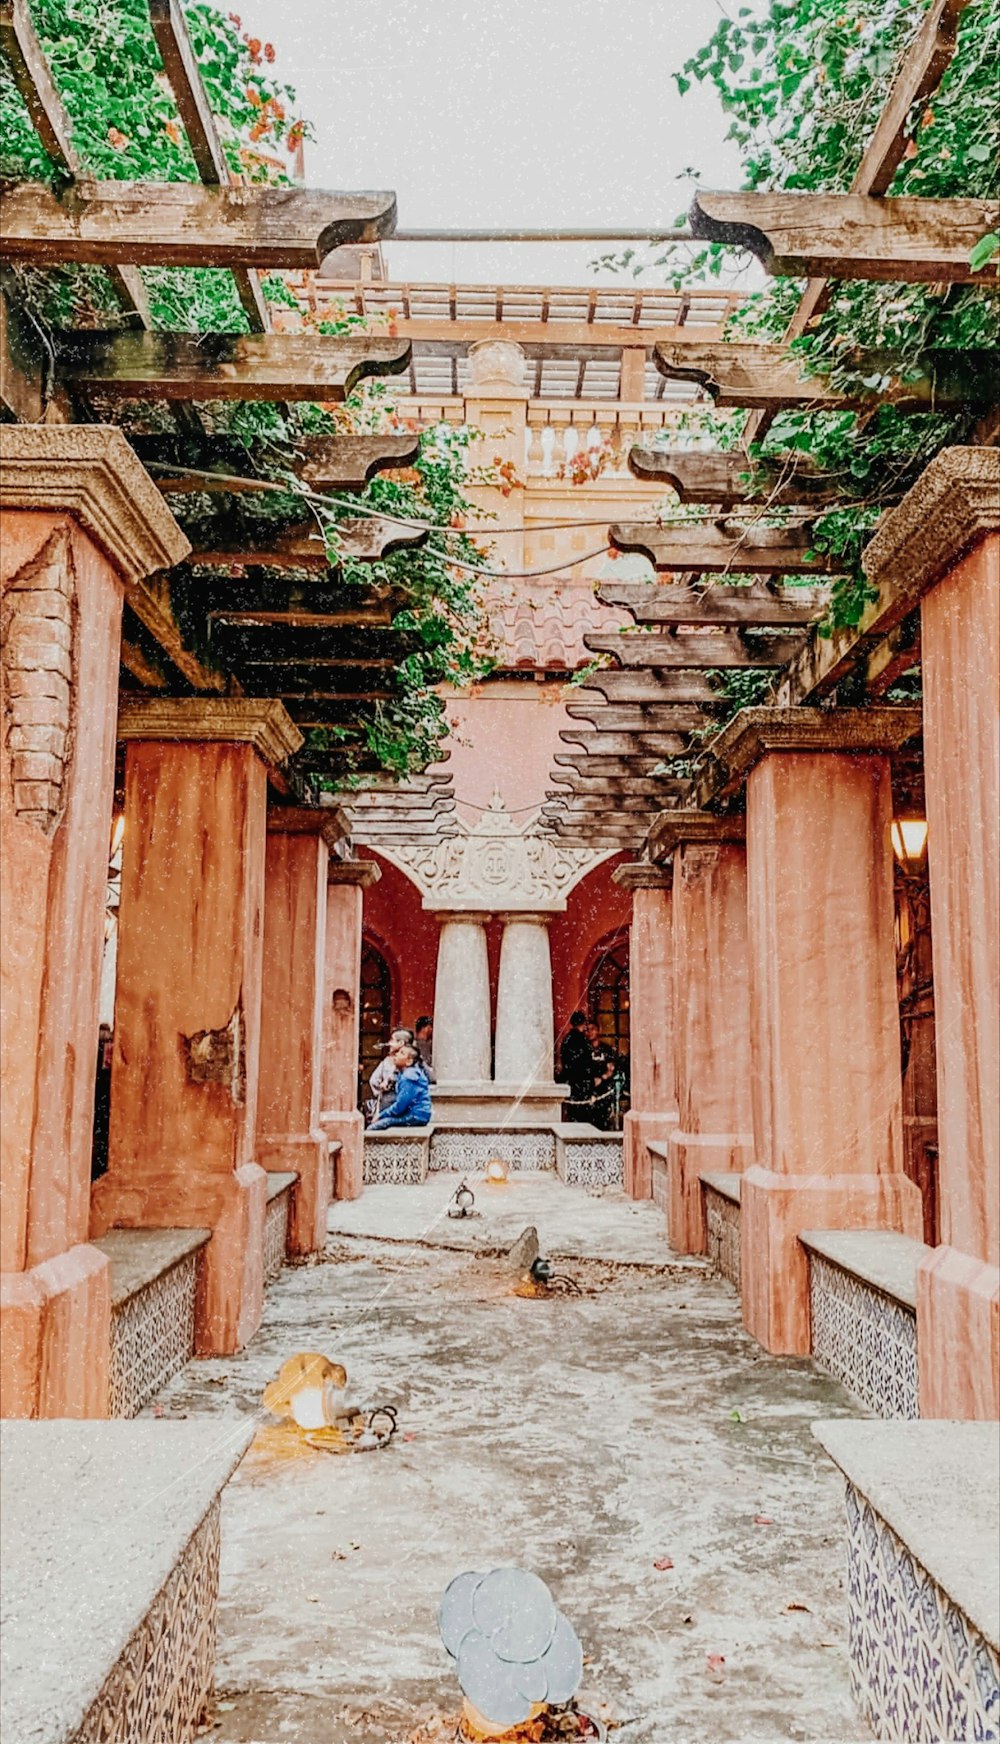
363 1136 430 1184
556 1137 624 1189
71 1498 220 1743
429 1130 556 1174
845 1480 1000 1741
263 1190 290 1285
811 1256 918 1420
705 1188 741 1291
109 1255 197 1419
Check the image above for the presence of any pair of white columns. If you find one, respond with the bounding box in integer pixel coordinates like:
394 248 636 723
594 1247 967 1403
432 912 554 1086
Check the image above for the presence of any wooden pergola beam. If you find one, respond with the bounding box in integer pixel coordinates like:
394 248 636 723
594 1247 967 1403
188 515 427 567
558 728 690 756
53 331 412 401
0 182 397 268
653 341 992 411
688 192 997 283
554 754 677 778
597 580 828 626
578 669 723 704
584 629 807 669
132 431 422 493
626 447 847 505
609 521 835 573
564 700 718 732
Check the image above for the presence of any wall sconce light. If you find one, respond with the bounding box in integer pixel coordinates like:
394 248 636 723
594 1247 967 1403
891 817 928 878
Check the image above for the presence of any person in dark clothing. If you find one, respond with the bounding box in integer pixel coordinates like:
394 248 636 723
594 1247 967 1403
560 1010 593 1124
587 1022 617 1131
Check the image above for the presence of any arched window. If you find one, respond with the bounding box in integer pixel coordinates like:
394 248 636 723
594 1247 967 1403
588 932 630 1064
359 940 393 1105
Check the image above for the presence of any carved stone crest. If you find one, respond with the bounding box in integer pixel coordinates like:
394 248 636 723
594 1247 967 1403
2 525 76 835
358 791 612 911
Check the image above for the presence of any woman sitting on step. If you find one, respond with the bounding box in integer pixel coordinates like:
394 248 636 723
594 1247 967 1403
368 1044 432 1131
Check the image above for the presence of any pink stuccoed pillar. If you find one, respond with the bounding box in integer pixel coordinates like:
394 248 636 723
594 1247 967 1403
918 526 999 1416
721 710 924 1355
0 428 188 1417
321 859 380 1201
258 812 347 1254
91 699 303 1357
668 829 754 1253
613 864 677 1201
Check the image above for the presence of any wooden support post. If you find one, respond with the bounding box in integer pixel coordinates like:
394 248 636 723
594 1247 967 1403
613 865 677 1202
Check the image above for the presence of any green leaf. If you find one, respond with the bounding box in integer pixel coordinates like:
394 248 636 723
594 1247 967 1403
969 231 1000 270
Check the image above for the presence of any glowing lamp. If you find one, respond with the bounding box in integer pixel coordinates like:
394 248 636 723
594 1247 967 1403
262 1351 349 1429
891 816 928 877
485 1157 508 1186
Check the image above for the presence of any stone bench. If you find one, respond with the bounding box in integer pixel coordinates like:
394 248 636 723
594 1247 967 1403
430 1124 556 1175
800 1229 931 1420
554 1124 624 1189
647 1139 670 1213
0 1420 253 1744
813 1419 1000 1743
700 1171 742 1290
263 1170 298 1284
93 1227 210 1419
363 1124 434 1185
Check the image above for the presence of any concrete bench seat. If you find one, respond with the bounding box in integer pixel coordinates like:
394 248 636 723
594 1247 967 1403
813 1419 1000 1742
700 1172 742 1290
92 1227 210 1418
0 1421 253 1744
363 1124 434 1184
800 1229 931 1419
263 1170 298 1284
554 1124 624 1189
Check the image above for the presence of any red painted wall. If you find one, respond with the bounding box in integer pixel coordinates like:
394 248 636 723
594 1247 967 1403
356 850 437 1034
550 853 631 1054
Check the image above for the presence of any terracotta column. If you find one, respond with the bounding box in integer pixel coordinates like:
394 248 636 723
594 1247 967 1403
91 698 303 1357
494 913 554 1087
432 913 492 1082
861 450 1000 1416
321 858 381 1203
0 429 188 1417
662 819 754 1252
257 810 348 1253
711 709 924 1355
613 864 677 1200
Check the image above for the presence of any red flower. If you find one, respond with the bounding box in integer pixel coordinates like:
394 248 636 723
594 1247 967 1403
246 85 261 105
163 119 182 145
264 41 276 61
228 11 241 25
247 36 261 54
106 126 129 150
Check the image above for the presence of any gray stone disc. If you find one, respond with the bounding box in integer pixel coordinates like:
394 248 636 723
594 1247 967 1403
472 1566 557 1663
438 1570 484 1659
511 1656 548 1703
539 1610 584 1703
456 1631 534 1730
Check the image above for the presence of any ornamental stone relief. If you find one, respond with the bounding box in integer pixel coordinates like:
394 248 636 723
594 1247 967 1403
2 525 76 835
358 791 610 911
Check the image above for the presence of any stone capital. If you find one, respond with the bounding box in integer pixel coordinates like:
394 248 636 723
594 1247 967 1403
429 908 492 925
117 697 303 768
327 857 381 888
496 910 552 926
862 445 1000 602
706 706 922 794
267 805 350 851
612 862 673 891
0 425 189 585
647 810 746 863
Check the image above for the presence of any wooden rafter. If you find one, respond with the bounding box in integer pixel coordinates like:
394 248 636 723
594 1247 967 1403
0 182 397 268
597 580 828 626
609 521 834 573
565 700 718 732
52 331 411 400
652 341 993 411
129 431 421 493
688 192 997 283
554 754 676 778
626 447 850 505
187 515 427 567
558 729 690 756
584 630 807 669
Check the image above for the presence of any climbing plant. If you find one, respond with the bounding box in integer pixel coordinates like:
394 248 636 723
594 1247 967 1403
596 0 1000 631
0 0 493 776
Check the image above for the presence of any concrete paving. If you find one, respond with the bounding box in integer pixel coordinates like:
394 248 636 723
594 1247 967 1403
148 1177 871 1743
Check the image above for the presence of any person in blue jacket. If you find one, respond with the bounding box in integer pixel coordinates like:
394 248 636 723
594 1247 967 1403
368 1043 432 1130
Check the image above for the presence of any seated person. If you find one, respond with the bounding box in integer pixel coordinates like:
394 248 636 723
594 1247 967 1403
369 1044 432 1130
560 1009 593 1124
368 1028 414 1118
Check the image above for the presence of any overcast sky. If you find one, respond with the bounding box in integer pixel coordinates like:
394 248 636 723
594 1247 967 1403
233 1 750 284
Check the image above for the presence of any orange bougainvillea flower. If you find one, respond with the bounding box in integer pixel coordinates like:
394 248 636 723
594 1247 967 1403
264 41 276 61
107 126 129 150
228 11 241 24
249 120 267 141
247 35 261 54
163 118 181 145
246 85 262 105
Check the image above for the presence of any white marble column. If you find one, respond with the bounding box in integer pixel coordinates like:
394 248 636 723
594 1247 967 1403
432 913 492 1082
494 913 554 1086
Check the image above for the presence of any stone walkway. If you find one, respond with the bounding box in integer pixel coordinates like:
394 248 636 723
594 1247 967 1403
147 1177 871 1743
